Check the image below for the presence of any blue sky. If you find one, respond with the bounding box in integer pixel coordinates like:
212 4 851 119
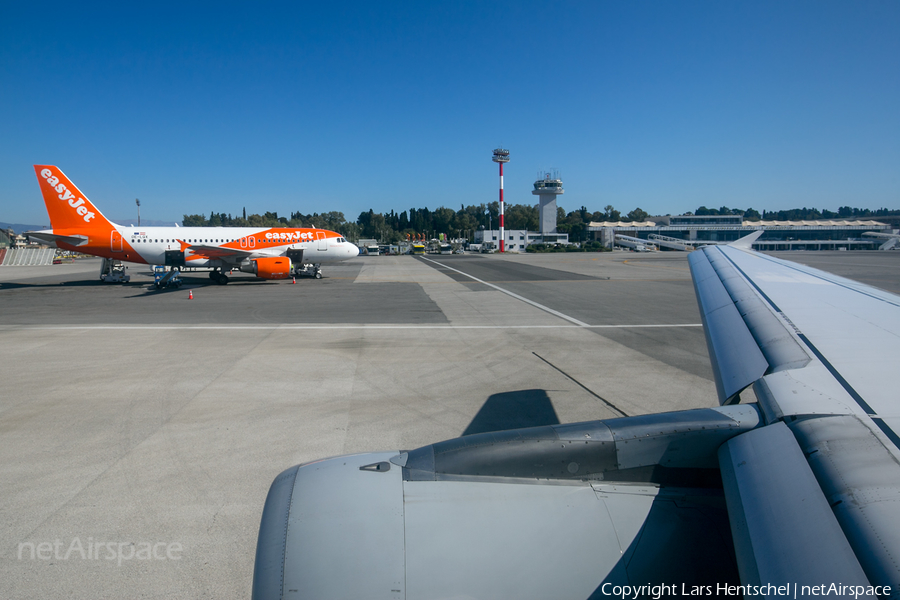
2 1 898 226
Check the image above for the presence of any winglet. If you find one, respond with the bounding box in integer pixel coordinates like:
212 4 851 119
729 229 764 250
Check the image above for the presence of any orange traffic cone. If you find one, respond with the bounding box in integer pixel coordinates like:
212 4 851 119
188 290 193 299
292 277 296 284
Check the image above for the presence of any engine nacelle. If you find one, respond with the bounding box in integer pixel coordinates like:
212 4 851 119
239 257 292 279
253 406 763 599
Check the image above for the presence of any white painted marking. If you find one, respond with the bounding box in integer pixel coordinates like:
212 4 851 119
420 256 593 326
1 324 701 331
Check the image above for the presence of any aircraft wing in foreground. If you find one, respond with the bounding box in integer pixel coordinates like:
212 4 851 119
252 236 899 599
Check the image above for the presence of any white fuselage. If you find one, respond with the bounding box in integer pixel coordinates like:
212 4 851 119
119 225 359 267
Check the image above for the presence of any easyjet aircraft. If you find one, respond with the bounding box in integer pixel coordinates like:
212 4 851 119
27 165 359 283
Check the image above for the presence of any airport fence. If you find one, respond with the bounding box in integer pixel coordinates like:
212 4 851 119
0 248 56 266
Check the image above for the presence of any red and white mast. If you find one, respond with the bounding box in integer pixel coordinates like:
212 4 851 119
492 148 510 252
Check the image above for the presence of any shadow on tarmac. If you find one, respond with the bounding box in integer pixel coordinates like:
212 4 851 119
463 389 560 436
0 275 321 295
0 280 137 290
123 275 280 297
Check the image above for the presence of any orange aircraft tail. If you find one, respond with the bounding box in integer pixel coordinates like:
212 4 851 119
34 165 116 232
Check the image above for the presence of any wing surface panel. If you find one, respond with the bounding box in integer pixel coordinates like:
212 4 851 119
719 246 900 420
752 366 868 422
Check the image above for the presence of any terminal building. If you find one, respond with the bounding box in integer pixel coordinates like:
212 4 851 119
588 214 897 251
476 153 895 252
474 227 569 252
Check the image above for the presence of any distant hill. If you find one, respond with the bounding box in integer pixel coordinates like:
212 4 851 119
1 219 179 233
0 222 47 234
112 218 180 227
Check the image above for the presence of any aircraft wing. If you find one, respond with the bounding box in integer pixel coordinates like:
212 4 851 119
689 241 900 593
251 239 898 599
182 243 258 261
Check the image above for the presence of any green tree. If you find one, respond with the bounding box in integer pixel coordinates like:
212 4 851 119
506 204 538 230
432 207 456 235
452 208 478 240
182 214 208 227
626 207 649 222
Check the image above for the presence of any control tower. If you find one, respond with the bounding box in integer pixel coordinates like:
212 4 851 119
532 171 564 235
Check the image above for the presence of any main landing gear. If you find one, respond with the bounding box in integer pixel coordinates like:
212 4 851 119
209 269 229 285
294 263 322 279
99 258 131 282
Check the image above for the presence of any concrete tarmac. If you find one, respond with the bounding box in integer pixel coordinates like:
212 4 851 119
0 250 897 599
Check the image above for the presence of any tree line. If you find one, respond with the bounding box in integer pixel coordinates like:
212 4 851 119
692 205 900 221
183 203 899 243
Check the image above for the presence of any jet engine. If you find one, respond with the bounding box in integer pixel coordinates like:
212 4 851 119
239 257 292 279
252 405 763 599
